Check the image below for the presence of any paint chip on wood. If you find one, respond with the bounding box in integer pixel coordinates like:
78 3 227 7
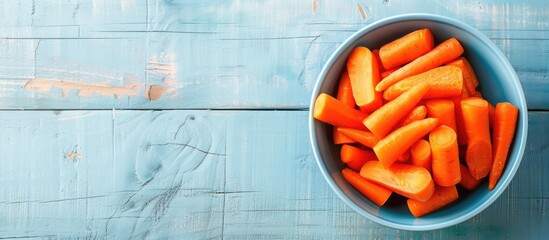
357 3 367 20
24 78 143 99
312 0 319 15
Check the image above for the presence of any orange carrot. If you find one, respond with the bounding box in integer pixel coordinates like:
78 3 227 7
453 92 468 146
488 102 495 129
364 83 429 139
382 65 463 101
461 97 492 179
381 68 398 79
333 72 359 144
411 139 432 173
337 128 380 148
347 47 383 113
459 163 481 190
407 185 458 217
429 125 461 186
313 93 368 130
373 118 439 168
379 28 435 70
425 99 457 133
342 168 392 206
376 38 464 91
395 105 427 129
333 127 356 145
489 102 519 190
360 161 435 202
447 57 479 96
341 144 377 171
397 150 411 163
372 49 386 72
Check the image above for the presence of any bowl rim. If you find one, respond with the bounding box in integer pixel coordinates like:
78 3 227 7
308 13 528 231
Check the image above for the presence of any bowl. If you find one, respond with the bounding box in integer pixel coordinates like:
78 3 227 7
309 13 528 231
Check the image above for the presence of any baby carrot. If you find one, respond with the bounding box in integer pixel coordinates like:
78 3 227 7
407 185 458 217
342 168 392 207
453 93 468 146
333 71 358 144
337 128 380 148
488 102 495 129
382 65 463 101
347 47 383 113
461 97 492 179
411 139 432 173
395 105 427 129
447 57 479 96
340 144 377 171
364 83 429 139
373 118 439 168
333 127 356 145
425 99 457 133
396 150 411 163
430 125 461 186
313 93 369 130
381 68 398 79
489 102 519 190
371 49 386 72
379 28 435 70
459 163 482 190
376 38 464 92
360 161 435 202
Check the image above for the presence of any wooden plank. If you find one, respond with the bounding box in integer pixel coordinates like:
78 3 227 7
0 0 547 109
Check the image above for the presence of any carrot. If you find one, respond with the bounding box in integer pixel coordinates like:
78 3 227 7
372 49 386 72
382 65 463 101
342 168 392 206
379 28 435 70
364 83 429 139
488 102 495 129
489 102 519 190
461 97 492 179
425 99 457 133
360 161 435 202
453 93 468 146
376 38 464 91
447 57 479 96
347 47 383 113
407 185 458 217
411 139 432 173
373 118 439 168
341 144 377 171
459 163 481 190
333 72 359 144
313 93 368 130
381 68 398 79
397 150 411 163
395 105 427 129
333 127 356 145
337 128 380 148
429 125 461 186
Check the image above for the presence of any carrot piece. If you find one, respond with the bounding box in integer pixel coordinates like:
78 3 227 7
382 65 463 101
371 49 386 72
373 118 439 168
461 97 492 179
396 150 411 163
381 68 398 79
447 57 479 96
395 105 427 129
341 144 377 171
411 139 432 173
407 185 459 217
347 47 383 113
453 92 468 146
376 38 464 91
364 83 429 139
360 161 435 202
333 127 356 145
488 102 495 129
313 93 368 130
489 102 519 190
337 128 379 148
459 163 481 190
379 28 435 70
425 99 457 133
333 72 359 144
342 168 392 206
430 125 461 186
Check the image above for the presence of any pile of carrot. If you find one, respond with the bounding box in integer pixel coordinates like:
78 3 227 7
313 28 519 217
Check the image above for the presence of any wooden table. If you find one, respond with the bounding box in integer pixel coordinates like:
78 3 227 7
1 1 547 239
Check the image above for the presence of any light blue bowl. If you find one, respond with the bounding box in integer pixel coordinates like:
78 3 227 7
309 14 528 231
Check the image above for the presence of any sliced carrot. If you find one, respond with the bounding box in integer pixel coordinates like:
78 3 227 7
337 128 379 148
411 139 432 173
459 163 481 190
430 125 461 186
347 47 383 113
333 127 356 145
313 93 368 130
461 97 492 179
489 102 519 190
395 105 427 129
364 83 429 139
340 144 377 171
425 99 457 133
383 65 463 101
360 161 435 202
342 168 392 206
447 57 479 96
379 28 435 70
407 185 458 217
373 118 439 168
376 38 464 91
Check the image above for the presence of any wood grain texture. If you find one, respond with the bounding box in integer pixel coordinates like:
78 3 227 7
0 110 547 239
0 0 547 109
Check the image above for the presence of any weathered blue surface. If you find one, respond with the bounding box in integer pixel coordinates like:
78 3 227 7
0 0 548 239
